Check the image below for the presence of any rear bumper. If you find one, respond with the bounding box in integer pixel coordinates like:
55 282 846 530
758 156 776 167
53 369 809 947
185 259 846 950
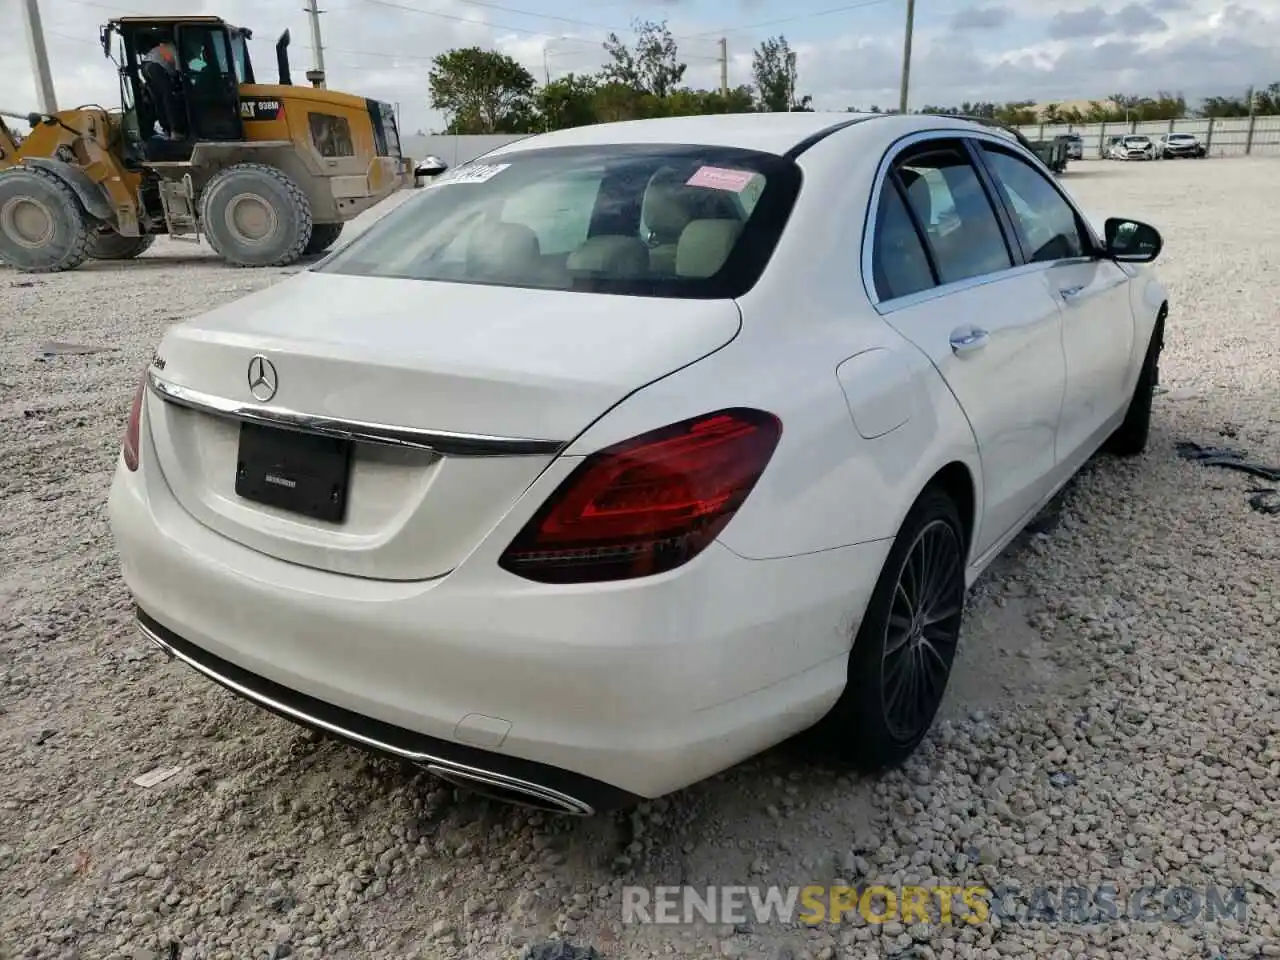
108 434 886 805
135 608 632 814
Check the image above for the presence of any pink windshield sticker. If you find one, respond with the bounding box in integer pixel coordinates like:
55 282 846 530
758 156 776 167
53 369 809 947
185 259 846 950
686 166 757 193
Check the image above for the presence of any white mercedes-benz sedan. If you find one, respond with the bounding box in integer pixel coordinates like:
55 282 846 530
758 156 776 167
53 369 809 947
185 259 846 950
109 112 1168 815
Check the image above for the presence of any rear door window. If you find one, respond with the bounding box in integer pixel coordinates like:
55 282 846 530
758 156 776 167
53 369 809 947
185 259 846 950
893 141 1013 285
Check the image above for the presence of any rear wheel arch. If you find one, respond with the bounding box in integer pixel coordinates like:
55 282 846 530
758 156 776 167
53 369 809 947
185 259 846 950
928 461 977 558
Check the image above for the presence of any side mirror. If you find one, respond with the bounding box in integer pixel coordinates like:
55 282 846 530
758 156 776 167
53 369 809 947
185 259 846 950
414 156 448 178
1104 217 1162 263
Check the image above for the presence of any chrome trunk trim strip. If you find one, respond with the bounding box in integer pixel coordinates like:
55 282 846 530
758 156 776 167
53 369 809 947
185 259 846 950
147 370 565 457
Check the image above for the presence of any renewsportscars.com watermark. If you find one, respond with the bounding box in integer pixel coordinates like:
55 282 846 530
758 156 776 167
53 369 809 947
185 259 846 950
622 884 1248 926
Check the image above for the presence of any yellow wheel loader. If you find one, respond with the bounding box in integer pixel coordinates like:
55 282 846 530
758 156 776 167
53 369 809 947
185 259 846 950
0 16 443 273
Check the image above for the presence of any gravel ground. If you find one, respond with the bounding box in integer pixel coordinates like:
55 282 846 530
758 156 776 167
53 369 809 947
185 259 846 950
2 158 1278 960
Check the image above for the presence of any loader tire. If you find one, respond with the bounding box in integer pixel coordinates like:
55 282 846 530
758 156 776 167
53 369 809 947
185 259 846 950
86 229 156 260
303 222 344 255
200 163 312 268
0 167 91 273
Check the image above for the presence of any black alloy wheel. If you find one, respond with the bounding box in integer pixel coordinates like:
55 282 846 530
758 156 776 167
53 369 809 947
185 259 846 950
815 486 968 771
879 518 966 741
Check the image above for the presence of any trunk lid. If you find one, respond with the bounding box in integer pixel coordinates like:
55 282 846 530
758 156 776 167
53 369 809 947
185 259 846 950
146 270 741 581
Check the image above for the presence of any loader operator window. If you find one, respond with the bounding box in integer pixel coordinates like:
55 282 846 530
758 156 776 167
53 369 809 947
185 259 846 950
229 33 252 83
175 26 242 142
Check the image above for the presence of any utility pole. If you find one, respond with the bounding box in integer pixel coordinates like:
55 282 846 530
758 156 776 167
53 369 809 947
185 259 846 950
719 37 728 97
897 0 915 115
20 0 58 114
304 0 326 88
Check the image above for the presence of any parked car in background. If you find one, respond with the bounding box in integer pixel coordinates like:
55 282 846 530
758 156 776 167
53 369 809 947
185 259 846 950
1110 135 1156 160
1156 132 1206 158
1064 133 1084 160
109 112 1169 815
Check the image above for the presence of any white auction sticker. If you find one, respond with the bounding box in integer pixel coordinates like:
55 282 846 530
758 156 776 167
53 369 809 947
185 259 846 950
429 162 511 187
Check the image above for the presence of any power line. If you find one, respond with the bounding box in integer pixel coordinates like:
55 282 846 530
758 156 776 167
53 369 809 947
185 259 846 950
333 1 722 63
47 29 104 46
395 0 624 34
360 0 607 45
59 0 144 12
360 0 722 51
683 0 896 40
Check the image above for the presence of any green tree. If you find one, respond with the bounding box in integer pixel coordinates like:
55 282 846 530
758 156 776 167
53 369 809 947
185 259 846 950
994 101 1038 125
428 47 537 134
751 35 809 112
661 85 757 116
590 81 653 123
1254 83 1280 114
600 19 687 98
1201 94 1251 117
537 73 598 131
723 85 759 113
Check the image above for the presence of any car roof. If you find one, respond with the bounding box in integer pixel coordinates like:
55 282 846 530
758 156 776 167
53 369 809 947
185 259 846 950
481 112 1012 160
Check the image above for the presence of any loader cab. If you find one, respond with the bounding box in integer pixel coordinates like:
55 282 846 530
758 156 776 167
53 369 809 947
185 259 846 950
105 16 249 161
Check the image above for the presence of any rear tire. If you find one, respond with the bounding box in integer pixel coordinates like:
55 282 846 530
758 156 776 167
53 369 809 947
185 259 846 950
86 229 155 260
816 487 967 771
199 163 312 268
1105 315 1165 457
0 167 91 273
303 222 344 255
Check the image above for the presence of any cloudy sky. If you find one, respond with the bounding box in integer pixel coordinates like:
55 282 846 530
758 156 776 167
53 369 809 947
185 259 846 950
3 0 1278 133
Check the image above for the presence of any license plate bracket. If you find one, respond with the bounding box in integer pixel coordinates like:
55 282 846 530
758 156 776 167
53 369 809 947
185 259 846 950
235 422 353 523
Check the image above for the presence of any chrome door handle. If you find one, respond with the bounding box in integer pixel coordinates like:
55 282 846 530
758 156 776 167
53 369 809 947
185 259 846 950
949 327 989 355
1059 285 1085 300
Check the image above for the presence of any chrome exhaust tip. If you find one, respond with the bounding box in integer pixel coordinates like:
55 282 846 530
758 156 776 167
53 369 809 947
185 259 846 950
425 765 592 816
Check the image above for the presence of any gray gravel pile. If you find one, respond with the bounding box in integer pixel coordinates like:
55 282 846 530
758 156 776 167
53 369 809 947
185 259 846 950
1 160 1277 960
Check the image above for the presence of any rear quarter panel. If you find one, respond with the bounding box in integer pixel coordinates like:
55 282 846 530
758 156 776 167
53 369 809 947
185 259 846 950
562 126 984 560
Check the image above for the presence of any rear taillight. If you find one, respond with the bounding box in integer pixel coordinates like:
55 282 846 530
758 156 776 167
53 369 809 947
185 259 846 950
122 373 147 471
498 409 782 584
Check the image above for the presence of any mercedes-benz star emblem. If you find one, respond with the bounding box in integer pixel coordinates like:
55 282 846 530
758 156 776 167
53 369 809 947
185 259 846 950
247 355 278 403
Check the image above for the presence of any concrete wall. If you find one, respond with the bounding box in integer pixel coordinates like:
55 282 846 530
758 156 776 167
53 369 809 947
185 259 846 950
1014 115 1280 158
401 134 531 167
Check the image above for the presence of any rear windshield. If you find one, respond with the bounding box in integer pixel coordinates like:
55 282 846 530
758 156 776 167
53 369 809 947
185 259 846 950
317 143 802 298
